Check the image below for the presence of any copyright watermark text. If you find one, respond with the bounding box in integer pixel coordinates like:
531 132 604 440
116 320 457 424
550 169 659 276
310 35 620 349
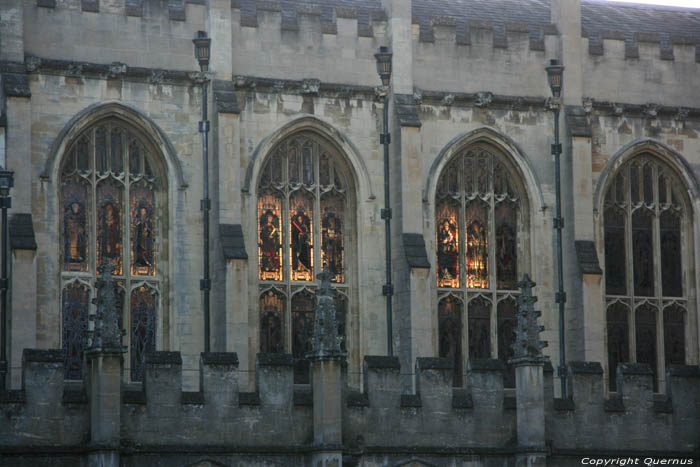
581 458 695 466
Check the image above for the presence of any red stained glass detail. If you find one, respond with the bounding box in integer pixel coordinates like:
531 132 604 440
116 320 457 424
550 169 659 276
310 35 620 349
321 195 345 283
62 179 90 272
130 184 156 276
436 200 459 288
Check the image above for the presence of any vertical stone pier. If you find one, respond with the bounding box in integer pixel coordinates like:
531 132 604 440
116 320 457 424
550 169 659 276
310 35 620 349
512 275 548 467
85 264 124 467
308 270 347 467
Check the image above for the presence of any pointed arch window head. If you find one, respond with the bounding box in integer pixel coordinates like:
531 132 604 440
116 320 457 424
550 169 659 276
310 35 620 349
256 131 353 383
603 154 689 391
435 144 528 388
60 120 165 381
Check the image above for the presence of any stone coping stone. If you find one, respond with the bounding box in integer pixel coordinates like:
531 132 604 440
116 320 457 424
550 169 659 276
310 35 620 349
401 394 422 408
653 396 673 413
346 390 369 407
201 352 239 366
416 357 453 370
553 398 575 411
0 390 26 403
618 362 653 375
123 390 146 405
239 392 261 406
182 391 205 405
569 361 604 374
257 353 294 366
364 356 400 369
604 395 625 412
667 365 700 378
23 348 64 363
543 360 554 373
145 351 182 365
293 387 313 406
468 358 505 371
452 389 473 409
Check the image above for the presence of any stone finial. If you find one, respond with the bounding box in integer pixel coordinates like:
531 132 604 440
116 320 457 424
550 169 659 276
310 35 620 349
89 263 125 353
510 274 547 364
308 269 346 360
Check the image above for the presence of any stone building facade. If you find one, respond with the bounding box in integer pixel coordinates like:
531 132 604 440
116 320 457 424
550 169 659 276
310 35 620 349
0 0 699 465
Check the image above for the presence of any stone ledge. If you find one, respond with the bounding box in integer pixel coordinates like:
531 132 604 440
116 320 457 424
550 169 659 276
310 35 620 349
618 363 653 375
257 353 294 367
213 80 241 115
347 391 369 407
62 387 88 405
503 396 516 410
37 0 57 7
9 214 38 251
122 390 146 405
201 352 239 366
145 351 182 365
182 391 205 405
574 240 602 274
667 365 700 378
569 361 604 374
0 390 26 403
416 357 452 370
653 396 673 413
604 395 625 412
2 73 31 98
239 391 261 406
468 358 505 372
364 356 400 369
403 233 430 269
220 224 247 260
23 348 64 363
553 398 575 411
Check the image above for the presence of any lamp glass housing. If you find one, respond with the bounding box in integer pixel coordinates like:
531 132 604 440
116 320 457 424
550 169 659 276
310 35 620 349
0 170 14 197
193 31 211 72
374 46 393 87
546 59 564 98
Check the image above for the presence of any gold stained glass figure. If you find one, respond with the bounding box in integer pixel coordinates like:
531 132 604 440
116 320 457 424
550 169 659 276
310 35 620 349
465 201 488 289
290 194 313 281
436 201 459 288
321 195 345 283
130 184 157 276
258 193 283 281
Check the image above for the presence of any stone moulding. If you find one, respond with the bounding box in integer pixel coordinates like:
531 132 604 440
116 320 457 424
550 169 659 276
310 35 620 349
234 1 387 38
586 98 700 120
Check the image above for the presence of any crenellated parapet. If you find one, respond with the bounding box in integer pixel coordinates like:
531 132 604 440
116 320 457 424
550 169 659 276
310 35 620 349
1 350 698 462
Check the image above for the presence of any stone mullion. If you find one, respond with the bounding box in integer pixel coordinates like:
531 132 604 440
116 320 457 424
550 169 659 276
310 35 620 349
651 164 665 391
459 156 468 372
488 176 497 359
625 166 637 365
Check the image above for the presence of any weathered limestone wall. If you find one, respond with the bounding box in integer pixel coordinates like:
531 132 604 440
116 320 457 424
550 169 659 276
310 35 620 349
1 350 698 465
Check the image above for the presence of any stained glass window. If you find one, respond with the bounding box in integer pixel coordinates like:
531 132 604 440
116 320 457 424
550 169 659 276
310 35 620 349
59 120 164 381
256 133 352 381
606 302 629 391
62 283 90 380
438 296 463 387
435 145 526 386
603 155 688 392
497 298 517 388
292 291 315 384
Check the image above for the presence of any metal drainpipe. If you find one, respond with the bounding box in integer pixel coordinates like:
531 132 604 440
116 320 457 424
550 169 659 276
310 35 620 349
381 92 393 357
0 193 8 389
200 80 211 353
552 106 567 399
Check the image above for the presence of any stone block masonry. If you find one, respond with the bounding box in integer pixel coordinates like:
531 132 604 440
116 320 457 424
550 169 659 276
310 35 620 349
0 349 698 465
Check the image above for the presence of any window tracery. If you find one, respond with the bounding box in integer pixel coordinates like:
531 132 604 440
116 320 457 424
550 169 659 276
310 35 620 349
60 120 164 381
603 155 688 391
257 133 351 383
435 145 527 387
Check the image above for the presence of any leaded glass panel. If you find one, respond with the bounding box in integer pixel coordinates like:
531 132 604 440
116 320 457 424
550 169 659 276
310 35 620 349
497 298 517 388
62 283 90 380
438 296 463 387
606 302 629 391
256 132 352 374
292 291 315 384
60 120 164 382
260 290 284 353
435 145 526 387
603 155 691 392
663 305 685 366
130 285 156 381
468 296 491 359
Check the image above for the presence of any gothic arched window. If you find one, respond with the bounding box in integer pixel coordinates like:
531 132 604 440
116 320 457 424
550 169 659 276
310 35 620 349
435 144 527 387
60 120 165 381
603 155 688 391
257 132 352 383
